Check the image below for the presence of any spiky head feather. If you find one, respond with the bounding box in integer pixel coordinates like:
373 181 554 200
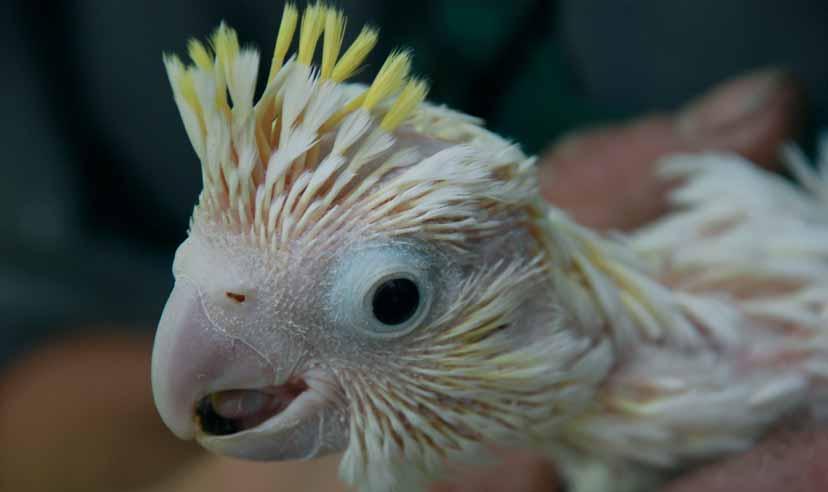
164 2 539 256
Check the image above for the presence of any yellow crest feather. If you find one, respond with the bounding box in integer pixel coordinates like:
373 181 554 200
268 3 299 80
321 8 346 79
297 2 326 65
331 26 378 82
380 78 429 132
161 2 535 255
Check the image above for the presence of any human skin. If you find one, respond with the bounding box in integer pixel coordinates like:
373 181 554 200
0 67 820 492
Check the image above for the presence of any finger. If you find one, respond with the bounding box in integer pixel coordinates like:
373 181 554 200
662 423 828 492
429 449 560 492
539 67 803 231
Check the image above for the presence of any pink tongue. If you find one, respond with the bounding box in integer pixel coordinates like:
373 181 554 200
211 390 272 419
209 380 309 429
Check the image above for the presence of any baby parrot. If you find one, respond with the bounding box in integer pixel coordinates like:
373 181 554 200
151 3 828 491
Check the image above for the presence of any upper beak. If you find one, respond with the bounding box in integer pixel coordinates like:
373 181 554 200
151 279 274 439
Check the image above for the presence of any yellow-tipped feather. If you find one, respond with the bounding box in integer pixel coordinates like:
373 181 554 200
176 66 203 124
211 23 240 72
362 51 411 110
187 39 213 71
331 26 378 82
165 3 446 242
321 8 346 79
209 23 238 112
268 3 299 81
297 2 326 65
380 79 429 132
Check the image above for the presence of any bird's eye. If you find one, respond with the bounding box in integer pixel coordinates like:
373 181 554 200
328 243 435 339
371 277 420 326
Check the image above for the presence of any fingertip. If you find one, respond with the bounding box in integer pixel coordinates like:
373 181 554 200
676 67 805 167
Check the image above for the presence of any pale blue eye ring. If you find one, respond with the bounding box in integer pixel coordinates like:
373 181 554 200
328 243 434 338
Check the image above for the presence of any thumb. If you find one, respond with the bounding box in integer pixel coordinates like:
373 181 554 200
539 68 803 231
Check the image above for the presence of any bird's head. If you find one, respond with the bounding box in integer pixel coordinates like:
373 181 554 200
151 4 607 490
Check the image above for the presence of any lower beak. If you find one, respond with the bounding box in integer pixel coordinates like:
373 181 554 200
150 279 274 439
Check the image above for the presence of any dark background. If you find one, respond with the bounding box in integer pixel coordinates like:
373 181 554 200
3 0 827 368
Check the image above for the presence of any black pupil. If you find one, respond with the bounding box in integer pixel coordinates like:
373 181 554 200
372 278 420 326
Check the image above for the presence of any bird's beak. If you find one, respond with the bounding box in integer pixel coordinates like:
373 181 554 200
150 278 346 461
151 279 275 440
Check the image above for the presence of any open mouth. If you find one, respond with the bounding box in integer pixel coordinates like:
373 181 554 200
195 377 309 436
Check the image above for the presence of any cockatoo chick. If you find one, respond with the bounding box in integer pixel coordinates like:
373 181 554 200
151 4 828 492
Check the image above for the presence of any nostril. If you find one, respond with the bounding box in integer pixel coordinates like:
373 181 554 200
225 292 246 303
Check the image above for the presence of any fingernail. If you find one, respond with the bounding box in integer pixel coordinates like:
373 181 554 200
677 67 787 138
